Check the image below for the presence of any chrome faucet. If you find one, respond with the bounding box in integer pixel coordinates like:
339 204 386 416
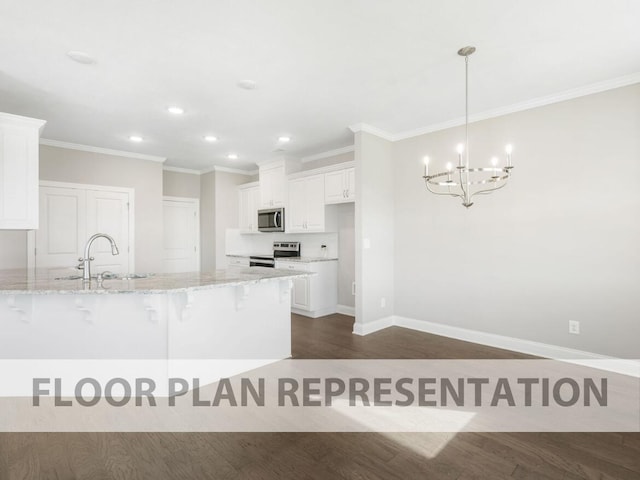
77 233 120 282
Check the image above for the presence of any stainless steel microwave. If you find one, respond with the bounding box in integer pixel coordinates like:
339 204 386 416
257 208 285 232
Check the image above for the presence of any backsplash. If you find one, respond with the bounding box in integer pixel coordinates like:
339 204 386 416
226 229 338 258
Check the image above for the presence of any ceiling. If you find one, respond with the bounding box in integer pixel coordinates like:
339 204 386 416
1 0 638 171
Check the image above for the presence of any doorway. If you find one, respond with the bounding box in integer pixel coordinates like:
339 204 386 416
162 196 200 273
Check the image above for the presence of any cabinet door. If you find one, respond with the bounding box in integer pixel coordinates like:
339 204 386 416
270 166 286 207
324 170 346 204
304 175 325 232
239 186 260 232
345 167 356 201
259 167 274 208
238 188 250 232
259 165 286 208
291 276 311 310
249 187 260 232
0 124 39 229
287 178 307 232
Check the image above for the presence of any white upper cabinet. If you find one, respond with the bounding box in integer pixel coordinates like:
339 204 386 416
259 162 286 208
288 174 325 233
324 167 355 204
0 113 46 230
238 183 260 233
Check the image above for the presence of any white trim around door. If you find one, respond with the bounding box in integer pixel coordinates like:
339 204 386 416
27 181 135 277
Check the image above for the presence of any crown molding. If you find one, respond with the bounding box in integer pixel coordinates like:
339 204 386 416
301 145 355 163
163 165 202 175
0 112 47 132
348 123 394 141
350 72 640 143
288 160 355 180
40 138 166 163
393 71 640 141
200 165 258 176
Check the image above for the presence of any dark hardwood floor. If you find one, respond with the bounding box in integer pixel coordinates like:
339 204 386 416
1 313 638 479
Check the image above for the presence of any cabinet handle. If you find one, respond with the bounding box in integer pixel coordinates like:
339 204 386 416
346 189 349 198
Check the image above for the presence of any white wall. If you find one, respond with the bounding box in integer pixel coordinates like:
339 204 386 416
392 84 640 358
200 171 216 272
354 131 395 332
38 146 164 272
337 203 355 308
0 231 27 269
226 230 338 259
215 172 251 268
163 170 200 198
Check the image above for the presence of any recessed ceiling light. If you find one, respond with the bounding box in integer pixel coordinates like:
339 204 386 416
167 106 184 115
204 135 218 142
237 79 257 90
278 136 291 143
227 153 238 160
129 135 143 142
67 50 96 64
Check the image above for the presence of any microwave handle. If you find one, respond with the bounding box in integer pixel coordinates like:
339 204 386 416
274 211 280 228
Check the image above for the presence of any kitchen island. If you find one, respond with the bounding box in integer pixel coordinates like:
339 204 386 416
0 267 309 360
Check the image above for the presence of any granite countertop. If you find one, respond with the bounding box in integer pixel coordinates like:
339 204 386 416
0 267 311 295
276 256 338 263
226 254 338 263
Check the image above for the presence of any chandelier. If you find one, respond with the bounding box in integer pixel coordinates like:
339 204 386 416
422 46 513 208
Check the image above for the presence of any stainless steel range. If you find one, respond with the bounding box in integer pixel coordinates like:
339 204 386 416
249 242 300 268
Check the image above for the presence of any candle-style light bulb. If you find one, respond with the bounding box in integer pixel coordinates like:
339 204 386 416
446 162 453 183
456 143 464 167
423 156 429 177
491 156 499 179
505 144 513 168
446 162 453 171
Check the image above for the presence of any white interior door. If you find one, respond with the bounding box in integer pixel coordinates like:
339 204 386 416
33 183 133 278
35 186 86 278
86 190 131 274
163 197 199 273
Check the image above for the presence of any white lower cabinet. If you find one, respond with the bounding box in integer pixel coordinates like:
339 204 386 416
291 275 310 310
276 260 337 318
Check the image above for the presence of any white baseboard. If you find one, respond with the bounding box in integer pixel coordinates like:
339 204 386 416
336 304 355 317
352 316 394 336
292 306 337 318
355 315 639 377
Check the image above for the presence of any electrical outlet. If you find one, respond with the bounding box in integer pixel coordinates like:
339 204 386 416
380 297 386 308
568 320 580 335
351 282 356 296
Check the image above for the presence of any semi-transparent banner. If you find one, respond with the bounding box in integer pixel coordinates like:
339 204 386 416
1 359 638 432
